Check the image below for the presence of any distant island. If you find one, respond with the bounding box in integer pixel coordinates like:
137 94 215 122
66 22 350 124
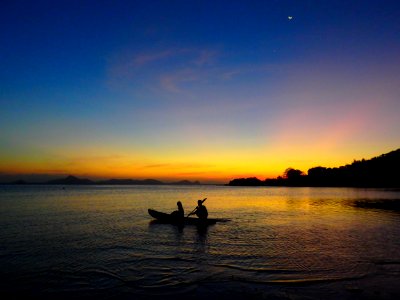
228 148 400 188
2 175 201 186
3 148 399 188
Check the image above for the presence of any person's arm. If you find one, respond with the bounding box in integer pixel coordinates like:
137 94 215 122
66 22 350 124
189 207 200 216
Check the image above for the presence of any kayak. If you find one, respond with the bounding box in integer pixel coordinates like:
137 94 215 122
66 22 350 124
148 209 228 226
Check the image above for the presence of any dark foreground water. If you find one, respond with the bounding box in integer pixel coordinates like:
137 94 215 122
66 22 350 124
1 185 400 299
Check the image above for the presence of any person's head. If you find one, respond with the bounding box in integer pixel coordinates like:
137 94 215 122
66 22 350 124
197 200 203 206
177 201 183 208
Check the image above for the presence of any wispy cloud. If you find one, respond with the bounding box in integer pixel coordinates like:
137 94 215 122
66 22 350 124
220 69 242 80
159 68 201 93
141 163 171 169
108 47 219 92
108 46 290 97
65 154 126 164
132 49 188 66
132 48 218 67
193 49 218 66
140 162 216 170
133 50 174 66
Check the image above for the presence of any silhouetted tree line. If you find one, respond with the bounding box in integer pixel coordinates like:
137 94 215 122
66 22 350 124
228 149 400 187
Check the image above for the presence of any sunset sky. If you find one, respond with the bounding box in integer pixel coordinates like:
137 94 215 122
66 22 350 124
1 0 399 183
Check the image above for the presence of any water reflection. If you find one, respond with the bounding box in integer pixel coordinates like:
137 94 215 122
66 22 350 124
194 225 208 254
350 198 400 212
148 221 208 244
1 185 400 299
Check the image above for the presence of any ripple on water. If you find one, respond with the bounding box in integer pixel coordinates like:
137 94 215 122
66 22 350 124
1 186 400 299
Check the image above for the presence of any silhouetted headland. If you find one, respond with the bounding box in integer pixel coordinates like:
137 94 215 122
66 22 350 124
46 175 94 185
0 175 202 186
228 148 400 188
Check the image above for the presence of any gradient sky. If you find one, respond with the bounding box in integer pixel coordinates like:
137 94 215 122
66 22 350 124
1 0 400 183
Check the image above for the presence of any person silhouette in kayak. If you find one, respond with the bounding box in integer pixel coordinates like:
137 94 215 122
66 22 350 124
189 200 208 219
170 201 184 219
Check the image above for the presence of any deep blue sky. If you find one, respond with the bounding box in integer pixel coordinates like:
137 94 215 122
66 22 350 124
1 0 400 182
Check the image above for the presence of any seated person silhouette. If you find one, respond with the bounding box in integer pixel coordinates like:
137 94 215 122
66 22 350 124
170 201 184 219
189 200 208 219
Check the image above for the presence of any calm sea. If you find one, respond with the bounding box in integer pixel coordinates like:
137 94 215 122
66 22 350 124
0 185 399 299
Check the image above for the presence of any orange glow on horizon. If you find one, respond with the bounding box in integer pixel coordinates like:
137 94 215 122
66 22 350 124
1 145 390 184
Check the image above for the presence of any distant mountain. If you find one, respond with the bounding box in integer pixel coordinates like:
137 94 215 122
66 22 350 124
169 180 201 185
46 175 94 185
98 178 164 185
228 148 400 188
0 175 204 185
98 179 201 185
10 179 29 185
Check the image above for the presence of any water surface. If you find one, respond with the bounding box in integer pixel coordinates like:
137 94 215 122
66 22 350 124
1 185 399 299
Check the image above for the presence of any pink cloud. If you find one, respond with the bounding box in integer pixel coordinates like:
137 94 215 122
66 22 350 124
133 50 174 66
159 69 200 93
193 50 218 66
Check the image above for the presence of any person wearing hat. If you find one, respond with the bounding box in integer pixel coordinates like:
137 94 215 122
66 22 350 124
189 199 208 220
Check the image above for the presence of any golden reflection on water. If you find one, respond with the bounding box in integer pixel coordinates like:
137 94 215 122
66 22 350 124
1 185 400 299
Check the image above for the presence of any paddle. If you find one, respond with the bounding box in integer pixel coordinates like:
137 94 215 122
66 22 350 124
186 198 207 217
